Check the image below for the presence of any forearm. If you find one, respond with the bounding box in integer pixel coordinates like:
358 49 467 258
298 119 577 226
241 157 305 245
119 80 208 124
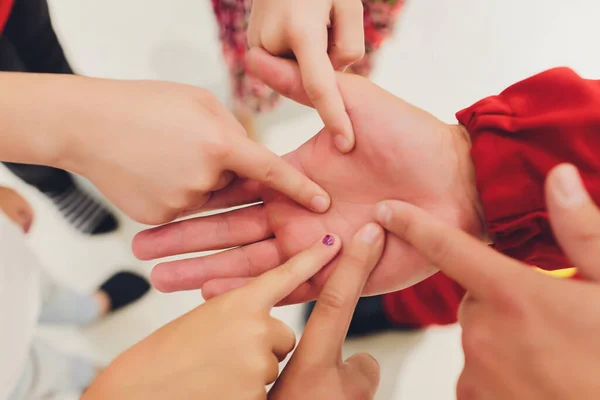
0 72 87 168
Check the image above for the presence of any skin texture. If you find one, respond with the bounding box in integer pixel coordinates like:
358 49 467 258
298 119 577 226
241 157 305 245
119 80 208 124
376 164 600 400
133 50 484 304
0 72 330 226
248 0 365 152
84 235 342 400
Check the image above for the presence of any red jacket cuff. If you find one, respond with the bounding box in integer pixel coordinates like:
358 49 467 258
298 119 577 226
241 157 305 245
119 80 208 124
456 67 600 270
382 272 465 327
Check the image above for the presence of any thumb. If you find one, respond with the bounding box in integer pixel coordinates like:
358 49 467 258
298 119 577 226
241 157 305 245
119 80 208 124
546 163 600 281
344 353 380 399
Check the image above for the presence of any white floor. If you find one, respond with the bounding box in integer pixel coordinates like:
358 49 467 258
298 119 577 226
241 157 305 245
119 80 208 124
2 0 600 398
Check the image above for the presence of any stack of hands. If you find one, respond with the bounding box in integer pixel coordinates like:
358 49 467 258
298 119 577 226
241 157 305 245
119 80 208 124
82 54 600 400
5 1 598 398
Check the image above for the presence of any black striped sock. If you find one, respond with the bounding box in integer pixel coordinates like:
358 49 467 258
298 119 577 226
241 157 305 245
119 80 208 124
44 184 118 235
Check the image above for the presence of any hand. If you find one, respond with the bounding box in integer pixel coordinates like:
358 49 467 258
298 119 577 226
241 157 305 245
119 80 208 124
248 0 365 152
57 77 330 224
269 223 384 400
375 163 600 400
84 234 342 400
0 186 33 233
133 50 484 303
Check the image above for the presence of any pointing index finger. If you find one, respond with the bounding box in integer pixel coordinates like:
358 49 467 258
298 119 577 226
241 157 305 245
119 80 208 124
225 135 331 213
244 234 342 308
375 201 529 299
298 223 385 365
291 31 355 153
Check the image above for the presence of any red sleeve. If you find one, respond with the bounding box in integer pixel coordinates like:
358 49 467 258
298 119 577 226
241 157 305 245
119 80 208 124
382 272 465 328
0 0 13 33
456 67 600 271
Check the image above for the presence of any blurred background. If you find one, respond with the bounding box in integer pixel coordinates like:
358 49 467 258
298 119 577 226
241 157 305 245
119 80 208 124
1 0 599 398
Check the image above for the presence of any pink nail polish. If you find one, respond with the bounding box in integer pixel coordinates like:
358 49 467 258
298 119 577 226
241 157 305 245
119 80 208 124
322 234 335 247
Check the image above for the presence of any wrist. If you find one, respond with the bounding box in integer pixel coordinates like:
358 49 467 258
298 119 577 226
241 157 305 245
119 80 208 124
50 75 101 175
448 123 489 243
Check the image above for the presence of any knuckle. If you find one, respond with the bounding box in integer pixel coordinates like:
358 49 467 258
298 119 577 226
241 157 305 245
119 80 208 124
198 88 218 102
457 295 474 325
335 44 365 65
485 278 525 315
275 262 302 285
276 320 297 346
343 249 369 270
351 387 372 400
255 356 278 383
317 287 347 315
212 216 232 241
196 90 223 117
204 133 232 161
461 322 492 359
249 318 271 341
426 234 454 266
260 158 283 186
167 193 189 211
456 374 478 400
285 331 297 351
304 82 327 104
158 207 179 224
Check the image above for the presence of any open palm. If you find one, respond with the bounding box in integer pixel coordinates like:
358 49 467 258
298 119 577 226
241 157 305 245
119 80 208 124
133 52 483 304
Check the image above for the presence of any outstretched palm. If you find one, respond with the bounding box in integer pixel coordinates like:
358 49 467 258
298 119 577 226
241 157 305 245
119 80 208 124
133 54 483 304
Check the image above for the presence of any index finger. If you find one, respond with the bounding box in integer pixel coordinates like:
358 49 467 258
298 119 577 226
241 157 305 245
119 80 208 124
298 223 385 365
292 33 355 153
224 135 330 213
375 201 530 299
243 234 342 308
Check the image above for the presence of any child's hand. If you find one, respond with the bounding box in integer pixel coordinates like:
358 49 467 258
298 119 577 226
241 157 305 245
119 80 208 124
0 187 33 233
269 223 385 400
84 234 342 400
248 0 364 153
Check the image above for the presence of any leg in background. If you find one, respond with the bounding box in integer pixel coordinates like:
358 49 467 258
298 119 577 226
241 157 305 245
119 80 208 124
9 339 96 400
2 162 119 235
38 270 150 326
37 271 103 326
211 0 280 140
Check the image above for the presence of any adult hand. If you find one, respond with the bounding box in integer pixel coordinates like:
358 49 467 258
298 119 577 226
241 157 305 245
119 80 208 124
133 50 484 304
248 0 365 152
0 187 34 233
84 234 342 400
269 223 384 400
374 163 600 400
52 76 330 224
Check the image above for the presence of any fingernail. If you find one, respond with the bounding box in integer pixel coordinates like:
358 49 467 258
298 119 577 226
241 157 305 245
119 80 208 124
375 203 392 226
552 164 587 207
322 234 335 246
359 223 381 244
311 196 330 213
334 135 351 153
